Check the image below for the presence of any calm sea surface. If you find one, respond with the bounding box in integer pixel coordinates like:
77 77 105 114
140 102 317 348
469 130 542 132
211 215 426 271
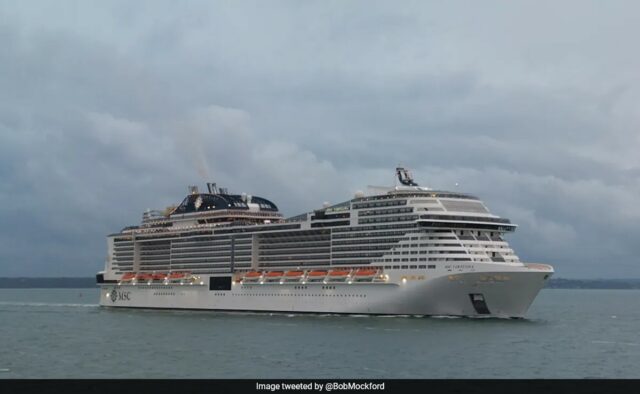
0 288 638 378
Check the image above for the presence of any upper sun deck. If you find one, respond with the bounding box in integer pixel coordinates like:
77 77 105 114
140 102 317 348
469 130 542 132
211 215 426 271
356 188 480 202
285 168 502 225
353 168 479 201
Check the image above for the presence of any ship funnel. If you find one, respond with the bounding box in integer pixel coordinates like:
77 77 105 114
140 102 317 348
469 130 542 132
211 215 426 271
206 182 218 194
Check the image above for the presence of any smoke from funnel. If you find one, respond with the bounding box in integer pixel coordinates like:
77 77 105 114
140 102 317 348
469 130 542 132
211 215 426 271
195 148 210 180
174 124 211 181
174 105 253 181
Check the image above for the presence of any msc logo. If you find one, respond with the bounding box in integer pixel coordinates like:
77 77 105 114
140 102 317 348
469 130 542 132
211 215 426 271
109 289 131 303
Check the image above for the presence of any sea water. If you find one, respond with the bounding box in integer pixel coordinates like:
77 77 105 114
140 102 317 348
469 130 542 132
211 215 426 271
0 288 638 378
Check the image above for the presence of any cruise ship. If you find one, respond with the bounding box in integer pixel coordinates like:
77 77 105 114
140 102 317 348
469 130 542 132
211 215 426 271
97 167 553 318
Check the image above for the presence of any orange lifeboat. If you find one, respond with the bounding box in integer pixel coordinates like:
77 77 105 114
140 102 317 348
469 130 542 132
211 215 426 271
308 270 327 277
285 271 304 277
121 272 136 282
307 270 327 281
265 271 284 280
284 271 304 282
152 273 167 281
135 273 153 281
354 269 378 281
329 270 350 277
328 270 351 281
242 271 262 282
354 269 377 277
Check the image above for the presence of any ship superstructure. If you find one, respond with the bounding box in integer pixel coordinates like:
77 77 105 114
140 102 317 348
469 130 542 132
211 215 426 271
97 168 553 317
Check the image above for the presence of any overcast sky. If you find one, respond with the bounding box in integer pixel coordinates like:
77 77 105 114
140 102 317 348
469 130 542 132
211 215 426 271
1 1 638 278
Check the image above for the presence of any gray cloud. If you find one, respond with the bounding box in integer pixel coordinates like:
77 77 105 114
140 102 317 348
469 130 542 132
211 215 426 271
0 1 638 277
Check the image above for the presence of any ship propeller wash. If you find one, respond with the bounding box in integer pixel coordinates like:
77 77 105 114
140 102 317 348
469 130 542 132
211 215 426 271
97 168 553 317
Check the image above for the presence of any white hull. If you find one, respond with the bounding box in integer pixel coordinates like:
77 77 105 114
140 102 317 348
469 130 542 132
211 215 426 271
99 264 552 318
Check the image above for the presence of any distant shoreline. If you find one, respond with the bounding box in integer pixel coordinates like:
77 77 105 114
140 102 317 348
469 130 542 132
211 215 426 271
0 277 640 289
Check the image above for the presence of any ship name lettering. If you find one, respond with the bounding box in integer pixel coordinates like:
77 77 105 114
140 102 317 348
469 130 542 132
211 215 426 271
446 264 474 269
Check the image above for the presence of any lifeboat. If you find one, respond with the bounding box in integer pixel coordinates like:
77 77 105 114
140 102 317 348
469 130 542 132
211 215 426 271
264 271 284 281
354 269 378 281
120 272 136 282
307 270 327 282
327 270 351 281
243 271 262 282
152 273 167 281
284 271 304 282
356 269 378 276
135 273 153 282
